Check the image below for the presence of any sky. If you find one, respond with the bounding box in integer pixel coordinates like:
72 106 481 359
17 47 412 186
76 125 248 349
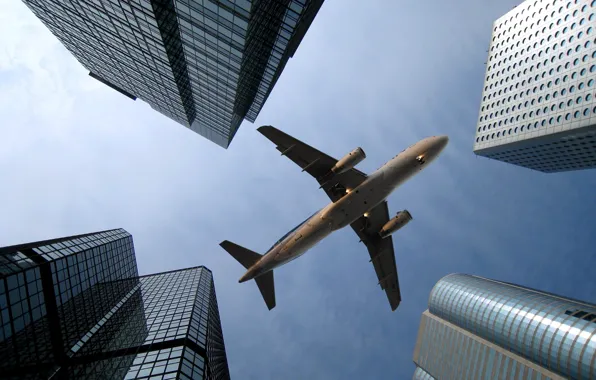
1 0 596 379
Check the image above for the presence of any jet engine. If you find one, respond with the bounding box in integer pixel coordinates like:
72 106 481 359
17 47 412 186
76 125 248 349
379 210 413 239
331 147 366 174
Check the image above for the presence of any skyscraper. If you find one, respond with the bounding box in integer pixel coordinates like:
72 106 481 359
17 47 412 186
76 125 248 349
473 0 596 172
412 273 596 380
21 0 324 148
0 228 230 379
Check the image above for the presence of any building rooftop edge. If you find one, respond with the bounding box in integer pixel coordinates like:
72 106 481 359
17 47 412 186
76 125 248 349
0 228 129 255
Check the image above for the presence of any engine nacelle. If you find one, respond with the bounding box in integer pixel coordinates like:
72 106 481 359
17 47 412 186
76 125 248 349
331 147 366 174
379 210 413 239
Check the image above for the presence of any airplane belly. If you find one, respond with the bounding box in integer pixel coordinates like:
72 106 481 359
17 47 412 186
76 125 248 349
324 174 390 229
275 221 333 263
382 157 419 187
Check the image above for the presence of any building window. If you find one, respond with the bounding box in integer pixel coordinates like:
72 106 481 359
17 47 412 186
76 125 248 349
564 309 596 323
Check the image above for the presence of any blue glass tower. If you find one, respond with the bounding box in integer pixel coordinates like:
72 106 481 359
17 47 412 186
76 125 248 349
20 0 325 148
0 229 230 379
413 273 596 380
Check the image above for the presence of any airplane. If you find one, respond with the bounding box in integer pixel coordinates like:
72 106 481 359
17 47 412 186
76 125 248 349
220 126 448 311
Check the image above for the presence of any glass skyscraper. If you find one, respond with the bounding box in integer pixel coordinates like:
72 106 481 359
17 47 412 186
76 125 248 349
413 273 596 380
20 0 325 148
474 0 596 172
0 228 229 379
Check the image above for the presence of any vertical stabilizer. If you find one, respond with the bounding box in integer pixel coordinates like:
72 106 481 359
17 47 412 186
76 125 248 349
219 240 276 310
255 271 276 310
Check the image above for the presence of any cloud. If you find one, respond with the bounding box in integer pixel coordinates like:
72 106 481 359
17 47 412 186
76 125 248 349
2 1 596 379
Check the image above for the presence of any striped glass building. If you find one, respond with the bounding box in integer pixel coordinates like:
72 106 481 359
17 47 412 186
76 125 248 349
413 273 596 380
21 0 324 148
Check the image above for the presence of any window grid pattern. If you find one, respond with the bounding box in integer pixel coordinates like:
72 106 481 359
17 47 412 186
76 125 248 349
179 346 206 379
22 0 324 148
412 366 436 380
0 229 129 276
175 0 249 146
485 128 596 172
473 0 596 172
67 280 144 357
428 274 596 379
119 268 229 380
123 346 185 379
1 230 229 379
0 229 138 377
23 0 192 127
68 267 227 380
51 235 137 306
34 229 132 262
66 282 147 379
241 0 309 122
0 267 51 369
139 269 203 346
205 277 229 380
414 311 562 380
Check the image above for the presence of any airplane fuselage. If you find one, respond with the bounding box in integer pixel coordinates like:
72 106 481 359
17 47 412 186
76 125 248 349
239 135 448 283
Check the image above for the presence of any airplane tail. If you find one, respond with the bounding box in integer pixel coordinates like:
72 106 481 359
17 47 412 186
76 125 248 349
254 271 275 310
219 240 276 310
220 240 261 269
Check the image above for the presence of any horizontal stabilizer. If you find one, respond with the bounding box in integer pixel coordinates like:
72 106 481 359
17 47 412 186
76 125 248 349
255 271 276 310
219 240 262 269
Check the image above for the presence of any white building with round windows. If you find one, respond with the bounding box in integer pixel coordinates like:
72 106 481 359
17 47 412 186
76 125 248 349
474 0 596 173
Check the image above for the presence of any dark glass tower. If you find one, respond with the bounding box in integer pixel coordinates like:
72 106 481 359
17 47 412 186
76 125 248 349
20 0 325 148
413 273 596 380
0 229 229 379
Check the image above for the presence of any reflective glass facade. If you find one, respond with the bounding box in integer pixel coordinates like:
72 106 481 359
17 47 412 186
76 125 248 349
21 0 325 148
0 229 230 379
413 273 596 380
413 366 436 380
474 0 596 172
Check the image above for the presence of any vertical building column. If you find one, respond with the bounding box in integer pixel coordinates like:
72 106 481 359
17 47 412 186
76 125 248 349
151 0 196 125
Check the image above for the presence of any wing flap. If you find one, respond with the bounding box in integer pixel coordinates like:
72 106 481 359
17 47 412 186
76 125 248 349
350 202 402 311
258 125 335 180
257 125 368 203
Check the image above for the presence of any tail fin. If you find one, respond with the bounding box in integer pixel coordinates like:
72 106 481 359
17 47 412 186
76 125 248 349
219 240 262 269
255 271 276 310
219 240 276 310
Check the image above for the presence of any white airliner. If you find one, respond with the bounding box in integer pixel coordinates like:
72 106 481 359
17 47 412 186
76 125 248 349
220 126 448 311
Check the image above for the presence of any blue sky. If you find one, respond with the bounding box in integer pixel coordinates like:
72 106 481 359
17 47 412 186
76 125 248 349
1 0 595 379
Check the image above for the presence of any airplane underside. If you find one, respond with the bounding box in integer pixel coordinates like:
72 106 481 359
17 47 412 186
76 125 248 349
220 125 448 311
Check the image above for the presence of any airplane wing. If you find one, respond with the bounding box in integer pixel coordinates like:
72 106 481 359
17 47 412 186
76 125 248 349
257 125 367 202
350 201 401 311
